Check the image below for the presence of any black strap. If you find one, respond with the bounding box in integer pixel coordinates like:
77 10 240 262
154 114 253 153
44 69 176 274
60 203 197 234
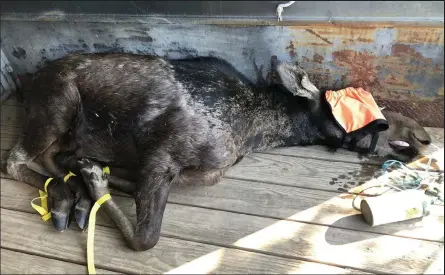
369 132 379 153
347 132 379 153
348 137 357 151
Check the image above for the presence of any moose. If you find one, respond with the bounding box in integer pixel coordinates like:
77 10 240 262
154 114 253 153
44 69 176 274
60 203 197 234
6 52 432 251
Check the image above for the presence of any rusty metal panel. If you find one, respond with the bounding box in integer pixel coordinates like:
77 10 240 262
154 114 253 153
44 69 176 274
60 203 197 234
0 12 443 126
282 23 444 127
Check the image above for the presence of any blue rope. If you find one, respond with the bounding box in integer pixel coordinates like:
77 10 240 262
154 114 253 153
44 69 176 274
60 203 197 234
381 160 423 190
353 159 443 212
381 159 443 204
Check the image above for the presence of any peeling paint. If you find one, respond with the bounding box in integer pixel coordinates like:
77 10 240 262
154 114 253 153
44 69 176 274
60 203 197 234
0 20 443 126
391 44 424 59
313 54 324 64
285 41 296 57
330 50 380 92
290 25 377 46
396 28 444 44
305 29 333 45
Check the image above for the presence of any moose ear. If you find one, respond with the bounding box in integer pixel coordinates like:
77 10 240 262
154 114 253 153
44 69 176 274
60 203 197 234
276 62 320 100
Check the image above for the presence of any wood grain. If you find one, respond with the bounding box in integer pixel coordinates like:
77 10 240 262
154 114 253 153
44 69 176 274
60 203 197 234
169 179 445 242
3 174 444 242
0 209 364 274
0 104 25 151
225 153 376 191
1 180 443 274
225 153 443 194
0 248 119 274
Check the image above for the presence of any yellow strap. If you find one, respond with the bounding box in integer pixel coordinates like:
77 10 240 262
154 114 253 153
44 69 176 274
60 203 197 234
38 190 48 213
64 171 76 183
30 195 51 221
31 169 112 274
102 166 110 175
44 177 53 193
30 178 54 221
87 193 111 275
31 170 75 222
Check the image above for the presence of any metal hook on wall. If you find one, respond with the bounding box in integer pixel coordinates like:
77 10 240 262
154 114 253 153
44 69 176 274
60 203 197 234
276 1 296 22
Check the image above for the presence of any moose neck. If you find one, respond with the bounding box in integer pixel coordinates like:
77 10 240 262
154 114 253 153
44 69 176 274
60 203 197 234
283 94 326 147
243 88 325 153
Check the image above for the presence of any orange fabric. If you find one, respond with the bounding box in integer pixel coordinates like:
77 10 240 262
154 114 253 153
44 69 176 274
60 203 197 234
325 87 386 133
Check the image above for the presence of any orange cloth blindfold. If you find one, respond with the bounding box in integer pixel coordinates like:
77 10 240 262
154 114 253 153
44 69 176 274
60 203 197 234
325 87 388 135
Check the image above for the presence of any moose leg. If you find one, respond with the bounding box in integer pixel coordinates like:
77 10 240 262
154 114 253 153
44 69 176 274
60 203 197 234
6 76 88 231
40 148 94 230
7 131 75 231
108 175 138 195
78 158 174 251
55 152 138 195
52 151 138 228
105 166 138 195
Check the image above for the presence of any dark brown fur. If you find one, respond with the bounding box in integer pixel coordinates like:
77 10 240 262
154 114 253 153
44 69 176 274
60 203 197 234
6 53 432 251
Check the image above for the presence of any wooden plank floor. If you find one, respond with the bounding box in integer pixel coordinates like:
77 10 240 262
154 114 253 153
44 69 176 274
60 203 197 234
1 97 444 274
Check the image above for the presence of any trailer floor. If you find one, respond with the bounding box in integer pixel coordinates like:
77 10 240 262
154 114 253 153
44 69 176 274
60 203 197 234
1 97 444 274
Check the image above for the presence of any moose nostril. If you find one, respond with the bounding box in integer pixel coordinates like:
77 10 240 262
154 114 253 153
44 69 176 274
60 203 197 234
421 139 432 145
413 133 432 145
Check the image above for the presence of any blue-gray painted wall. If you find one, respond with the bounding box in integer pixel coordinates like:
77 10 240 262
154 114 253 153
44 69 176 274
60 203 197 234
1 1 443 126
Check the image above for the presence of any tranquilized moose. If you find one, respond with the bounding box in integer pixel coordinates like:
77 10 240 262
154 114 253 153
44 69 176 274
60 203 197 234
6 53 432 251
